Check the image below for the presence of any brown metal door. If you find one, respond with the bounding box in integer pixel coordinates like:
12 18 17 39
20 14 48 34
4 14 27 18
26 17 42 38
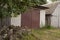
21 9 32 28
31 9 40 28
21 8 40 29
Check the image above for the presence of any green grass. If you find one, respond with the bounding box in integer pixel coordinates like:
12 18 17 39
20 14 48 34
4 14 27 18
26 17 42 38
24 28 60 40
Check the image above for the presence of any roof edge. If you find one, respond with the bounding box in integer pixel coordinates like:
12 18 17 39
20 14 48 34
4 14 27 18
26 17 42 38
32 5 49 10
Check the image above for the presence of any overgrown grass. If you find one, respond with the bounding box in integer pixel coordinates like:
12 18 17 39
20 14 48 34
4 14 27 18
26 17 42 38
1 26 60 40
28 28 60 40
16 26 60 40
40 25 56 29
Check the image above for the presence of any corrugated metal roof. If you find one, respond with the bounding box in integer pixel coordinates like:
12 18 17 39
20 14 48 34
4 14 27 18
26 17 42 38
42 1 60 14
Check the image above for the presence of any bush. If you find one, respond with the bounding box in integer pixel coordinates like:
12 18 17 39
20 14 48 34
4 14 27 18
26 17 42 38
0 25 31 40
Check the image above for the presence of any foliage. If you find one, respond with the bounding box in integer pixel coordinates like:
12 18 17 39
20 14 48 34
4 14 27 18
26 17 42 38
0 0 47 17
0 25 32 40
51 0 57 2
0 25 58 40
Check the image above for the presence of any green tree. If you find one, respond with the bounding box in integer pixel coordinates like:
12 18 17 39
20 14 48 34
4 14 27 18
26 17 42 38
0 0 47 17
0 0 47 27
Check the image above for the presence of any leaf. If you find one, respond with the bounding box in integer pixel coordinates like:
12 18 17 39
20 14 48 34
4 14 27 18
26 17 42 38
0 0 47 17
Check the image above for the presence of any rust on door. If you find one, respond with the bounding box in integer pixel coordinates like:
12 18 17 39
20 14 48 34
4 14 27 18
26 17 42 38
21 8 40 29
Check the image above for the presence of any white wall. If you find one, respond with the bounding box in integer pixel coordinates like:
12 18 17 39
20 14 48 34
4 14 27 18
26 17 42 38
11 14 21 26
40 10 45 27
51 4 60 27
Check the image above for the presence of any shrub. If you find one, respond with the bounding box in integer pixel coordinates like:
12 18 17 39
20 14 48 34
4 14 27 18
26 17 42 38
0 25 31 40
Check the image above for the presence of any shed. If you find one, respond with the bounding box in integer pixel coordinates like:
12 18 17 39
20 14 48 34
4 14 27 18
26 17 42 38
21 5 48 28
42 1 60 27
42 1 59 26
0 5 48 29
